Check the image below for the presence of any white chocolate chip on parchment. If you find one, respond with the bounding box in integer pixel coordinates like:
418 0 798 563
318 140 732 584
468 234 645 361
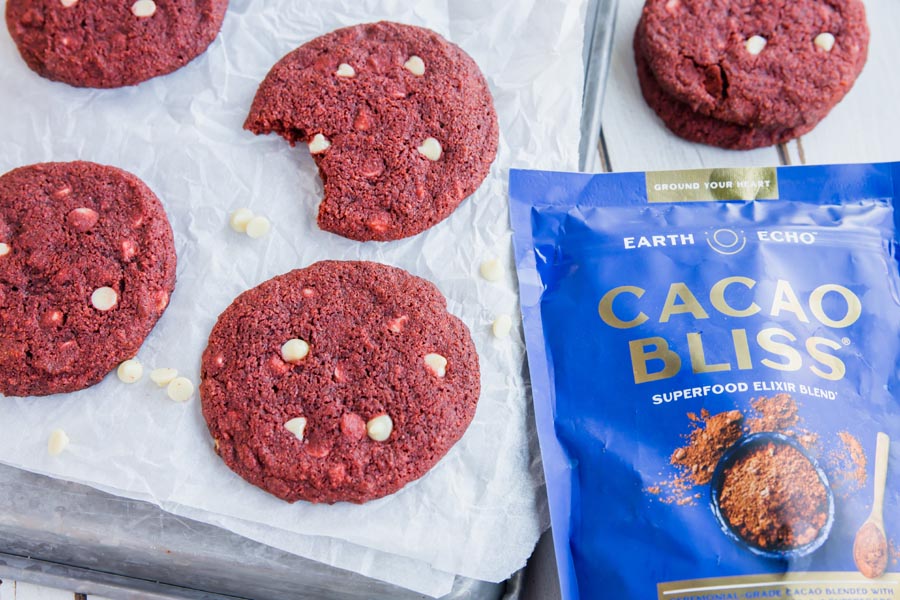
131 0 157 17
492 314 513 339
424 353 448 378
417 137 442 161
479 258 503 282
404 55 425 76
308 133 331 154
745 35 767 56
48 429 69 456
229 208 254 233
150 368 178 387
366 414 393 442
91 287 118 311
285 417 308 441
117 359 143 383
281 338 310 363
245 216 271 239
167 377 194 402
336 63 356 78
814 32 836 52
60 0 78 6
0 243 9 257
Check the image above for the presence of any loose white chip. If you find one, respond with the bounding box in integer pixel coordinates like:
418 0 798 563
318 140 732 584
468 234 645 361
492 314 513 339
308 133 331 154
366 414 393 442
745 35 767 56
281 338 310 363
229 208 254 233
245 216 271 239
150 368 178 387
479 258 503 282
167 377 194 403
131 0 157 17
91 287 118 311
117 359 143 384
0 243 9 257
424 353 448 378
814 32 836 52
404 55 426 76
60 0 78 6
285 417 308 441
417 137 442 161
48 429 69 456
336 63 356 78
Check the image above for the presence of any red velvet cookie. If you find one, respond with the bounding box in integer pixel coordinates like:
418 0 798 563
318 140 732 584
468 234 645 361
5 0 228 88
640 0 868 129
634 21 814 150
0 162 177 397
245 21 499 242
200 261 480 504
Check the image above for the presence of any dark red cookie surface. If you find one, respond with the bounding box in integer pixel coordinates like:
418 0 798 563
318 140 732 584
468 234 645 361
0 162 177 397
640 0 868 129
200 261 481 504
245 21 499 242
5 0 228 88
634 20 815 150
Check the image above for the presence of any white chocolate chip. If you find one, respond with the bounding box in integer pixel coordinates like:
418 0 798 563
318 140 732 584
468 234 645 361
281 338 310 363
48 429 69 456
336 63 356 77
116 359 143 383
0 243 9 257
229 208 254 233
366 414 393 442
479 258 503 282
167 377 194 402
308 133 331 154
245 216 271 239
284 417 308 441
814 32 836 52
150 368 178 387
60 0 78 6
745 35 767 56
492 314 513 339
91 287 118 311
417 137 442 161
424 353 448 378
404 55 425 76
131 0 156 17
67 207 99 232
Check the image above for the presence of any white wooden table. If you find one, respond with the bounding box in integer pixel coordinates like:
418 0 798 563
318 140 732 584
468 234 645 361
4 0 898 598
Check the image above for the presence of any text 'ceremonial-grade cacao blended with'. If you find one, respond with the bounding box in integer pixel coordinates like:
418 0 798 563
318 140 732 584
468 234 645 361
509 164 900 599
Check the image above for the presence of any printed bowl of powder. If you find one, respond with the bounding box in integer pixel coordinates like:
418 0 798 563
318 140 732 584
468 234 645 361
710 432 835 559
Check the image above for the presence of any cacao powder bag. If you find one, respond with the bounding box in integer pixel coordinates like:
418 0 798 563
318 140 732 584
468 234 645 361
510 164 900 599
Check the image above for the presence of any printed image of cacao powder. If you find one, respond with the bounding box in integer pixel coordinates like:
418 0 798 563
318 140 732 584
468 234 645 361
718 441 829 550
671 409 744 486
826 431 867 497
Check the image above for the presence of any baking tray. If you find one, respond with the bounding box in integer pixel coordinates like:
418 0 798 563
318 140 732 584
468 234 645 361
0 1 617 598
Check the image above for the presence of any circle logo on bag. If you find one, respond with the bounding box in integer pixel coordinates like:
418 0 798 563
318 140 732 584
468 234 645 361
706 228 747 255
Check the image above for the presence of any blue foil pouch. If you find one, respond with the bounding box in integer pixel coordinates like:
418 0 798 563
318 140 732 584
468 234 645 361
510 164 900 600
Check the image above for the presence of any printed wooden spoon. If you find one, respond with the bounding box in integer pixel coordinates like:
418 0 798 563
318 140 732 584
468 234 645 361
853 432 890 579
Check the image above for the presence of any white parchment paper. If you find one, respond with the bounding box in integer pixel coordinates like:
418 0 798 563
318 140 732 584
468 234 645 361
0 0 587 596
